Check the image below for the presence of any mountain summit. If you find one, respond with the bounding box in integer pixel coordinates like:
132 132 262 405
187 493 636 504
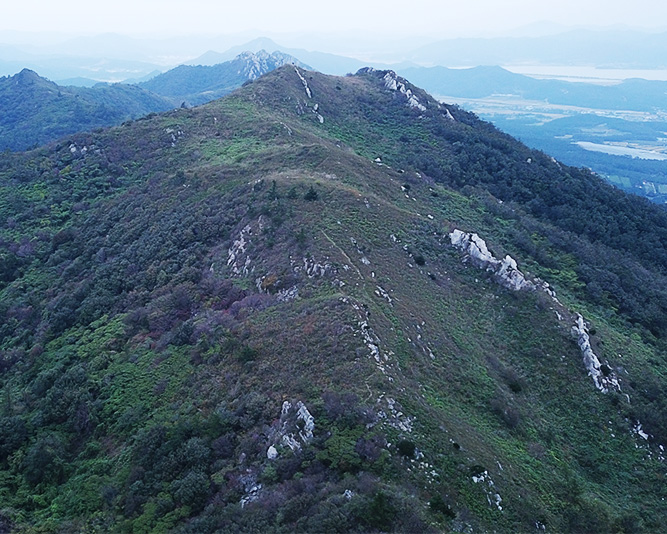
0 65 666 533
139 50 309 106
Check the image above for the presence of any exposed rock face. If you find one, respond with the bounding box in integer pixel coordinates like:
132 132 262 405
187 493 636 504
632 421 650 441
572 314 620 393
449 229 624 395
272 400 315 453
294 66 312 99
235 50 301 80
375 285 393 305
239 472 262 507
377 395 414 433
357 68 428 113
342 296 394 379
472 470 503 512
382 71 427 112
449 229 531 291
292 255 331 278
228 224 253 276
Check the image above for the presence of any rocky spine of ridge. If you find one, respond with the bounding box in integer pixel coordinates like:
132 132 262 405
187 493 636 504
448 229 623 395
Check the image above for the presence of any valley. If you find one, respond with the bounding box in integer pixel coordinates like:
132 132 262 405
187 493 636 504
430 90 667 202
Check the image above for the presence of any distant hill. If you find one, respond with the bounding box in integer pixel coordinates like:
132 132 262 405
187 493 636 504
52 77 100 88
185 37 292 64
0 69 172 151
408 29 667 68
0 55 165 84
185 38 372 76
397 64 667 112
140 50 311 106
0 53 315 151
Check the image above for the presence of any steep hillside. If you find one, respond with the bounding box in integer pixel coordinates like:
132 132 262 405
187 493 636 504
0 69 173 151
0 66 666 533
395 65 667 201
140 51 310 106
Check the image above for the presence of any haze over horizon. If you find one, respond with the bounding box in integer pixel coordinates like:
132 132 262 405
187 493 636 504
3 0 666 46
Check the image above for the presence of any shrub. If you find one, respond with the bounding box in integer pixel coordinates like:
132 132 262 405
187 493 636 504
490 396 521 429
171 470 210 510
303 186 318 201
317 430 362 473
397 439 416 459
500 366 524 393
364 491 397 531
261 465 278 484
22 434 66 485
0 416 28 458
430 493 456 519
237 344 257 363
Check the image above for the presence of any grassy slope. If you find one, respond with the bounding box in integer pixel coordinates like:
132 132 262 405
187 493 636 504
0 67 665 533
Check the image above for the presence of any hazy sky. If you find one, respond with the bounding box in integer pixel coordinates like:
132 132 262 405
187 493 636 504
3 0 666 38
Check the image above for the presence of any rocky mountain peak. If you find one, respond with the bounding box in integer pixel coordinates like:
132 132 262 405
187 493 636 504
233 49 308 80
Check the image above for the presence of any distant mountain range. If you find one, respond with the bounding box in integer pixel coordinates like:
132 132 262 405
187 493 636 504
141 50 310 106
393 65 667 201
2 29 666 83
397 64 667 111
0 55 166 85
184 37 376 76
0 52 308 151
407 29 667 68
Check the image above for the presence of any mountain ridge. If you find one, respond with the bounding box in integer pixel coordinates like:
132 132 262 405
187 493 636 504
0 68 173 151
392 64 667 201
0 65 665 533
0 52 309 151
184 38 369 75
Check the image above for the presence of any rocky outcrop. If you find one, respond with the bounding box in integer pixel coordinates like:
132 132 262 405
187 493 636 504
227 224 253 276
341 296 394 379
449 229 623 395
382 71 427 112
235 50 301 80
357 68 428 113
239 472 262 507
269 400 315 455
572 314 620 393
449 229 532 291
294 66 312 99
471 470 503 512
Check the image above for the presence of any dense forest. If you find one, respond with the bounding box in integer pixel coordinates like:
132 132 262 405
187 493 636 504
0 69 172 151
